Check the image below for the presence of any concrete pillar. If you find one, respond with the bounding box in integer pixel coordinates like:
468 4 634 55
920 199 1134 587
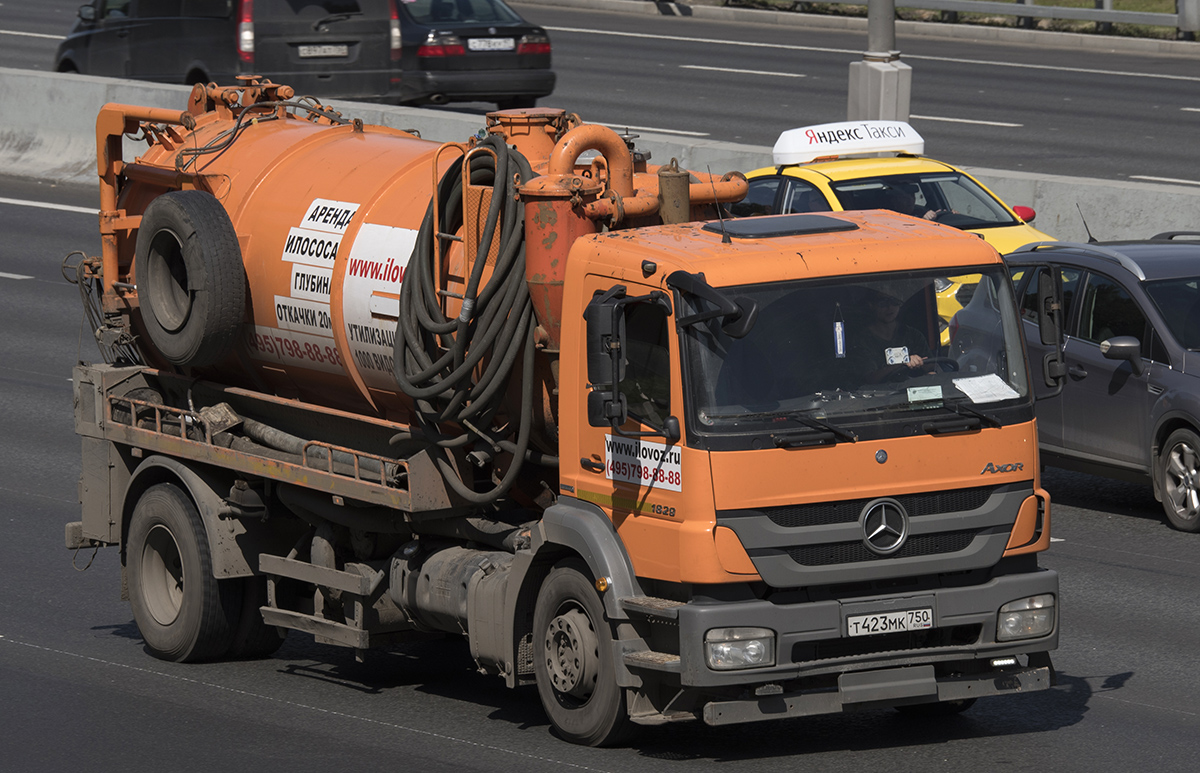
847 0 912 122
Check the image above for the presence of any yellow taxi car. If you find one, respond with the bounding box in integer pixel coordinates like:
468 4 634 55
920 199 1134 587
737 120 1054 340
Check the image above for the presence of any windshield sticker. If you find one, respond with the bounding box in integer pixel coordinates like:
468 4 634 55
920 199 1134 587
604 435 682 492
907 385 942 403
885 346 910 365
953 373 1020 404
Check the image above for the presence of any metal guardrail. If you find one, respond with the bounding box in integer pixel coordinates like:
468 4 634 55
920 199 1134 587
764 0 1200 37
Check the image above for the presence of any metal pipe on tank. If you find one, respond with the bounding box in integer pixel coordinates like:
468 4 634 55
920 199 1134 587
546 124 635 198
657 159 691 225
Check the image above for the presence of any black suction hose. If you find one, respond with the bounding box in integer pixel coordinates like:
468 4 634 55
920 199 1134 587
392 135 538 504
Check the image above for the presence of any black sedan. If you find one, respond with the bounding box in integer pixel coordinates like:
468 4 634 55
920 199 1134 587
394 0 555 108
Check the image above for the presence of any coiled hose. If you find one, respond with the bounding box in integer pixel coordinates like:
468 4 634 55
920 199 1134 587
392 135 537 504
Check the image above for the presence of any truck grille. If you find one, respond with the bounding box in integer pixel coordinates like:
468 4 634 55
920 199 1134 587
765 486 996 529
791 624 983 663
787 529 978 566
716 483 1029 588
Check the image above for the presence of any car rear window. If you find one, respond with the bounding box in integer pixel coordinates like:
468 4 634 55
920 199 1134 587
256 0 391 20
398 0 522 25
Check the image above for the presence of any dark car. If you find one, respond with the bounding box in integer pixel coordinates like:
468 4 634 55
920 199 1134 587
393 0 554 108
1005 234 1200 531
54 0 553 108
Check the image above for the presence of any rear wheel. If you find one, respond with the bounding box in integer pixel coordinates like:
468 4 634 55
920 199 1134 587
127 483 240 662
533 559 634 747
1159 428 1200 532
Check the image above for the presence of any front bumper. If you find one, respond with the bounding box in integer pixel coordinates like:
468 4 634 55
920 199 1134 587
400 68 555 102
702 661 1051 726
622 566 1057 725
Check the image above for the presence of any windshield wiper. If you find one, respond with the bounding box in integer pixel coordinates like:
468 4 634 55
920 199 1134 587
944 399 1002 428
922 400 1001 436
313 11 363 30
772 412 859 447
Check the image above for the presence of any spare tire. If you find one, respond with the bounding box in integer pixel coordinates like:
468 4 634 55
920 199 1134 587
134 190 246 368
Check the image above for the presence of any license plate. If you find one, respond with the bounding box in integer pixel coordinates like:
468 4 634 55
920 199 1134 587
846 608 933 637
298 44 349 58
468 37 514 51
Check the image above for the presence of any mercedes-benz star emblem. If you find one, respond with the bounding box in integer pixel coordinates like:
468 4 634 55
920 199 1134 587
860 498 908 555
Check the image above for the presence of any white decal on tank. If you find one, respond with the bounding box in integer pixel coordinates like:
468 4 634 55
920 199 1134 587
301 198 360 234
281 227 341 268
341 222 419 390
289 264 333 302
274 295 333 338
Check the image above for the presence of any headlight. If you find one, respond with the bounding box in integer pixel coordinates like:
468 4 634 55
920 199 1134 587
997 594 1055 641
705 627 775 670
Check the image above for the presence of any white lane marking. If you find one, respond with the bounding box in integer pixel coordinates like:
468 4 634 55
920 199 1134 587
546 26 1200 83
1130 175 1200 187
1094 692 1199 718
910 114 1023 127
680 64 805 78
1050 537 1065 542
597 122 709 137
3 636 620 773
0 272 35 280
1182 107 1200 112
0 197 97 215
0 29 65 40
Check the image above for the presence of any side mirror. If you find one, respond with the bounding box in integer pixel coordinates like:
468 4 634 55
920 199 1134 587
583 286 677 440
1101 336 1145 376
78 4 96 21
1012 205 1036 224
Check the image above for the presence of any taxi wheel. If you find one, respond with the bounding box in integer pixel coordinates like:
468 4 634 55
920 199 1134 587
1159 428 1200 532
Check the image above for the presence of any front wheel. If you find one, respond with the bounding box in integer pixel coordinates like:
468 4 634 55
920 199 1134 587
127 483 240 661
1159 428 1200 532
533 559 634 746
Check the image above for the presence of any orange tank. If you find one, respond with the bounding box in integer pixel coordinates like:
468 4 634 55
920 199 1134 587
94 79 748 434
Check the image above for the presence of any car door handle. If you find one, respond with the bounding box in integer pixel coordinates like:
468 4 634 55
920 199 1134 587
1068 364 1088 379
580 458 605 473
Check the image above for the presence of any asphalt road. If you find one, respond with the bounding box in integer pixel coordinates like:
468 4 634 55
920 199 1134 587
3 176 1200 770
3 1 1199 184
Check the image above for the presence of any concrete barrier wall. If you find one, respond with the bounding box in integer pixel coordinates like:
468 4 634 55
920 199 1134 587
2 67 1196 243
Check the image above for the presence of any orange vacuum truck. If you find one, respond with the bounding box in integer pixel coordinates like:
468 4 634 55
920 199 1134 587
68 79 1059 745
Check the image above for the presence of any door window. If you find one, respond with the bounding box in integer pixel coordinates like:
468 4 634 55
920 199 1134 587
620 302 672 430
1077 273 1146 345
732 177 780 217
780 180 832 214
1020 266 1080 329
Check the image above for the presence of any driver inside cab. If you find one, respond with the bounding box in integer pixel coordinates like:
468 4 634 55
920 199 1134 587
847 290 935 384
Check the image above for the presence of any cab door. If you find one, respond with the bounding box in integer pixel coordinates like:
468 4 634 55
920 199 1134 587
1011 262 1077 452
1060 271 1152 471
574 276 694 582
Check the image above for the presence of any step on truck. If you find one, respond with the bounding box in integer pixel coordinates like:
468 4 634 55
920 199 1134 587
67 81 1059 745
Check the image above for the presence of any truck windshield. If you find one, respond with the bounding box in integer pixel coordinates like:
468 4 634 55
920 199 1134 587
679 266 1031 448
